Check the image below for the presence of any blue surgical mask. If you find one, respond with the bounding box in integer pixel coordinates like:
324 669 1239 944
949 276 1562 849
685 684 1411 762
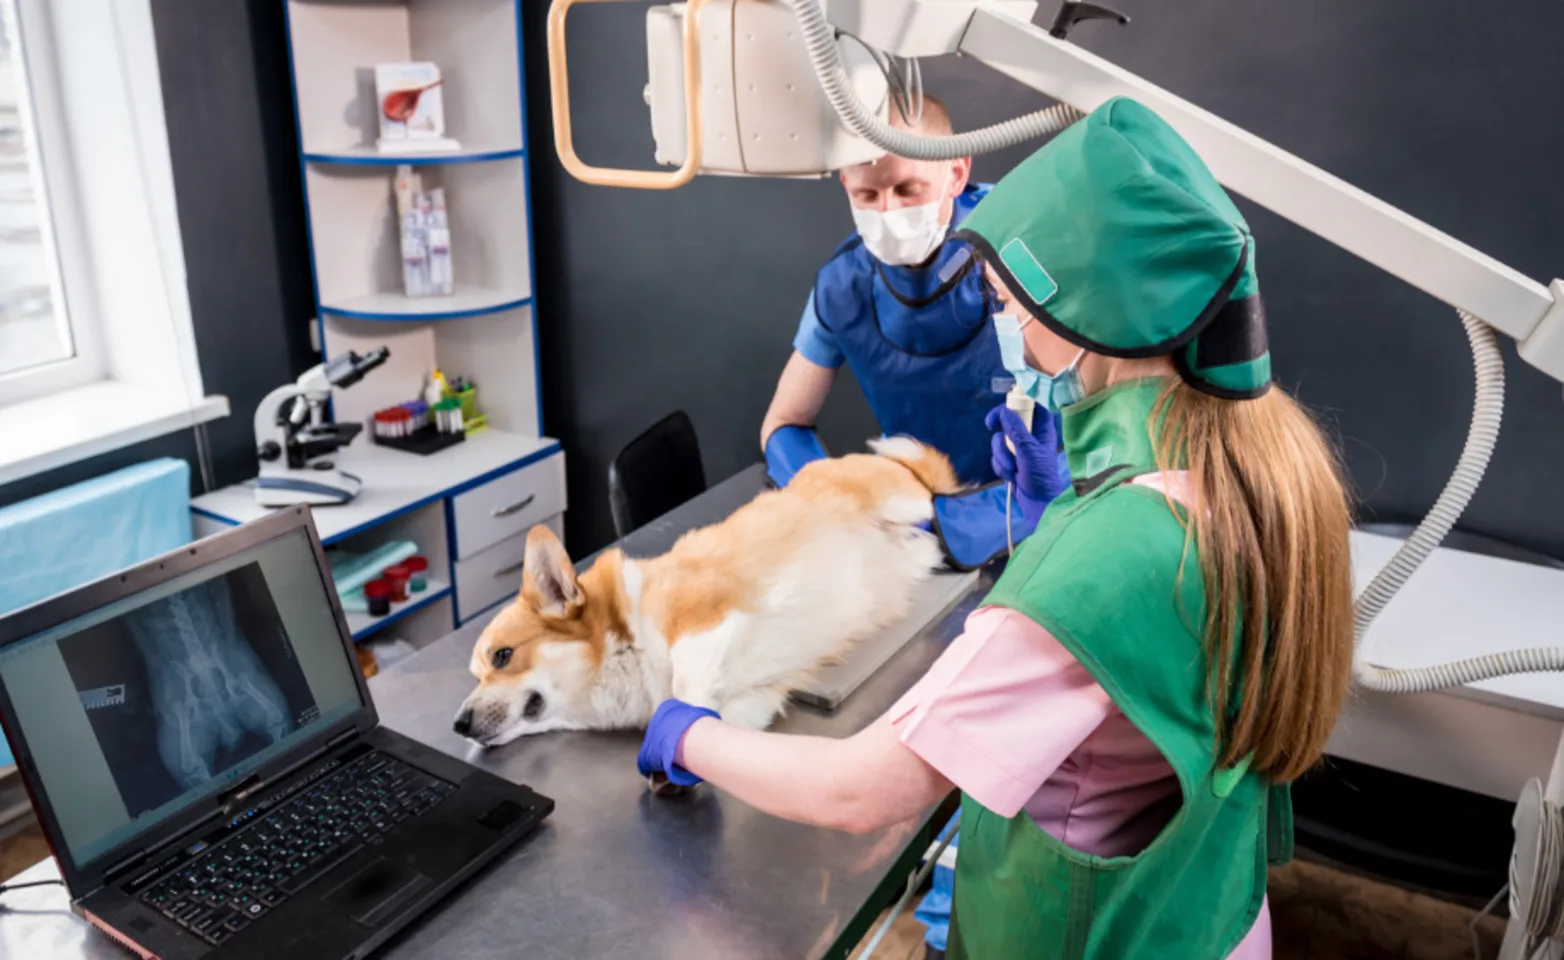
993 313 1087 413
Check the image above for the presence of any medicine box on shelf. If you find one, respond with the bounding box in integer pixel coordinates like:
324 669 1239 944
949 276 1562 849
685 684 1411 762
287 0 522 160
305 159 532 318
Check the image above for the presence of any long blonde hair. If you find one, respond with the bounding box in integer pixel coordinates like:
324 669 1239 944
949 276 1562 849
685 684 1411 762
1153 380 1354 783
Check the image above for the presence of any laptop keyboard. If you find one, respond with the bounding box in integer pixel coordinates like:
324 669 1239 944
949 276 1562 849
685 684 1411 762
135 751 454 946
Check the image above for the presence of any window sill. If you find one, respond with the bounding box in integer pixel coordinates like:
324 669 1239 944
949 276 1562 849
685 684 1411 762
0 381 228 487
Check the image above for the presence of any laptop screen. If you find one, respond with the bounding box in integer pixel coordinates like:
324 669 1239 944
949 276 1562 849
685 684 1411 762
0 527 364 867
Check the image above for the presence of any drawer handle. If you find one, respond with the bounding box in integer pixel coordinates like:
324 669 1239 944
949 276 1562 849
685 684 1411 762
491 494 537 518
494 561 525 579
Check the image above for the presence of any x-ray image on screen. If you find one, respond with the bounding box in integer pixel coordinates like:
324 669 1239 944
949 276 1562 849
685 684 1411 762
56 563 321 818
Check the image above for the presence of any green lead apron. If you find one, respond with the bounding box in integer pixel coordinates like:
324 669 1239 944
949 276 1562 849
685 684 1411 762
947 379 1292 960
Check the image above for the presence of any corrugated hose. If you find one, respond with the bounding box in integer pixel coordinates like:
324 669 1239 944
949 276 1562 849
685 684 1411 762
787 0 1085 160
1351 311 1564 692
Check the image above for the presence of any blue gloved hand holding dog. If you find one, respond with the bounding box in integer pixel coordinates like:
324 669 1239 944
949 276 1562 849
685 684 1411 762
638 699 720 788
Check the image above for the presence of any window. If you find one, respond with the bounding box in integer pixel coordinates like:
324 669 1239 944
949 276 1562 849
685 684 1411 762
0 0 227 486
0 0 69 378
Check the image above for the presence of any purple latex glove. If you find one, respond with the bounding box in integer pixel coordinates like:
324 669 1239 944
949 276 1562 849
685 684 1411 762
986 404 1068 503
637 699 720 787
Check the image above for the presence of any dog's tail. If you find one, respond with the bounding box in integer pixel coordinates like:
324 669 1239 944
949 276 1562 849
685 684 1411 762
867 436 963 496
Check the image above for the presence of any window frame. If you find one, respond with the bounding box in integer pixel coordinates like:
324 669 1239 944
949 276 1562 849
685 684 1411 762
0 0 227 486
0 0 104 405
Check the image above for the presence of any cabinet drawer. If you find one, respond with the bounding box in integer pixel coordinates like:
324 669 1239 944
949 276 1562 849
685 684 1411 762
451 453 567 560
455 515 563 623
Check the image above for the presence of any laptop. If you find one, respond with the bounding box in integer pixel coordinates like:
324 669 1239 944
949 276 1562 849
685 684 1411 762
0 506 552 959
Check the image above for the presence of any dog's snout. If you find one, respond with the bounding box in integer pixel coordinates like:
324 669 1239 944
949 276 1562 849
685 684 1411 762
453 709 475 737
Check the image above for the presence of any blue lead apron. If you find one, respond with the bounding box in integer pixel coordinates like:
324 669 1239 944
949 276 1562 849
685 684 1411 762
812 185 1002 485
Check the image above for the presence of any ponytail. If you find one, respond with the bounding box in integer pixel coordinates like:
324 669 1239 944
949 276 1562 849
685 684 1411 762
1153 381 1354 782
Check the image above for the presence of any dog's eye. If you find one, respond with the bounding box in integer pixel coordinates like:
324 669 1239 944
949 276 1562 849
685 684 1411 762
523 692 545 721
491 647 513 669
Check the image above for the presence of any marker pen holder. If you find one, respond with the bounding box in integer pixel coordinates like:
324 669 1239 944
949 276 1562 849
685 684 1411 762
450 385 477 423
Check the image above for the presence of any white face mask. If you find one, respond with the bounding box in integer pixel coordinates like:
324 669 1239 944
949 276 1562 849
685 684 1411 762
851 178 952 267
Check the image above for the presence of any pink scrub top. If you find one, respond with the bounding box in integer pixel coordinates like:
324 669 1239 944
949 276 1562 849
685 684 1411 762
888 472 1271 958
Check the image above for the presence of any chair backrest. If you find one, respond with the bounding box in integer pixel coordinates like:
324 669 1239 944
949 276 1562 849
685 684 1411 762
608 411 707 539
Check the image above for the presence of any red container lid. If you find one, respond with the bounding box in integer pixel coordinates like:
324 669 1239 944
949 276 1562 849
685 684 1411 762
382 564 409 580
364 579 391 598
403 556 429 573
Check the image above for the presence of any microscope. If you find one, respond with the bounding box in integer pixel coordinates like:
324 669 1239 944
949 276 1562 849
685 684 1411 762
253 348 390 507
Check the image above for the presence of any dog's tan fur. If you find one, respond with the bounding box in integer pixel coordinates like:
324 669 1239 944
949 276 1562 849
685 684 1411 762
456 437 959 745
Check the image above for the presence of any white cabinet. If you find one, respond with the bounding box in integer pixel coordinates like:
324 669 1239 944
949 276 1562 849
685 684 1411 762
192 433 567 645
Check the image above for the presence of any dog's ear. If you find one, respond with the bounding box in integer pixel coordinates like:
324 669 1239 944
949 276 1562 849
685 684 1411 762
521 525 583 619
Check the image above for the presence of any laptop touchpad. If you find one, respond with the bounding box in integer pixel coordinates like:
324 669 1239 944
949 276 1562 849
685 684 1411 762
324 858 432 927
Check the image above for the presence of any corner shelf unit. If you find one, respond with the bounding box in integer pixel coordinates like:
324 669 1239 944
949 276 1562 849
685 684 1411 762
277 0 563 649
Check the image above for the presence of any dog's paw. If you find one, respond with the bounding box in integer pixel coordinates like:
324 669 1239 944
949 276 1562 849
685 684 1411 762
647 772 693 798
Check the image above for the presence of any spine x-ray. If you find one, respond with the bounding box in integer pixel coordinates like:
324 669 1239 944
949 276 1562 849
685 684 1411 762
122 575 292 790
58 563 319 819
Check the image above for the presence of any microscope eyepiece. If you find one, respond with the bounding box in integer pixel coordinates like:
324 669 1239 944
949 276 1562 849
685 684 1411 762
324 346 391 389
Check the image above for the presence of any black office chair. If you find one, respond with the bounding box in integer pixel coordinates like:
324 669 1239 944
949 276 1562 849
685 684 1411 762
608 410 707 540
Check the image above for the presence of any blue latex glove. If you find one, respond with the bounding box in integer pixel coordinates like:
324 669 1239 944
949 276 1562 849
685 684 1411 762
931 408 1070 568
933 485 1037 569
986 404 1069 503
764 425 828 489
637 699 721 787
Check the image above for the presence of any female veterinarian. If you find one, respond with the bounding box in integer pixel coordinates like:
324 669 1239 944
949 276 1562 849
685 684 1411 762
638 97 1356 958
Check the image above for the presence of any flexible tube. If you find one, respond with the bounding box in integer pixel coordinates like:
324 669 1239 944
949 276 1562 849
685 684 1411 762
1006 483 1015 556
1353 311 1564 692
787 0 1084 159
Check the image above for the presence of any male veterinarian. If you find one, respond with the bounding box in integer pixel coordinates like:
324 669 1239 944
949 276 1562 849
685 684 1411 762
760 95 1068 572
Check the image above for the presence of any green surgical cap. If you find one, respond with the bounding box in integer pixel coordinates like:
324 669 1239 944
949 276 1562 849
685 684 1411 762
956 97 1271 399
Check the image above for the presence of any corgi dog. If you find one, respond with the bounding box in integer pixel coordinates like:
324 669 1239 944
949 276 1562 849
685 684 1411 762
453 437 960 747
